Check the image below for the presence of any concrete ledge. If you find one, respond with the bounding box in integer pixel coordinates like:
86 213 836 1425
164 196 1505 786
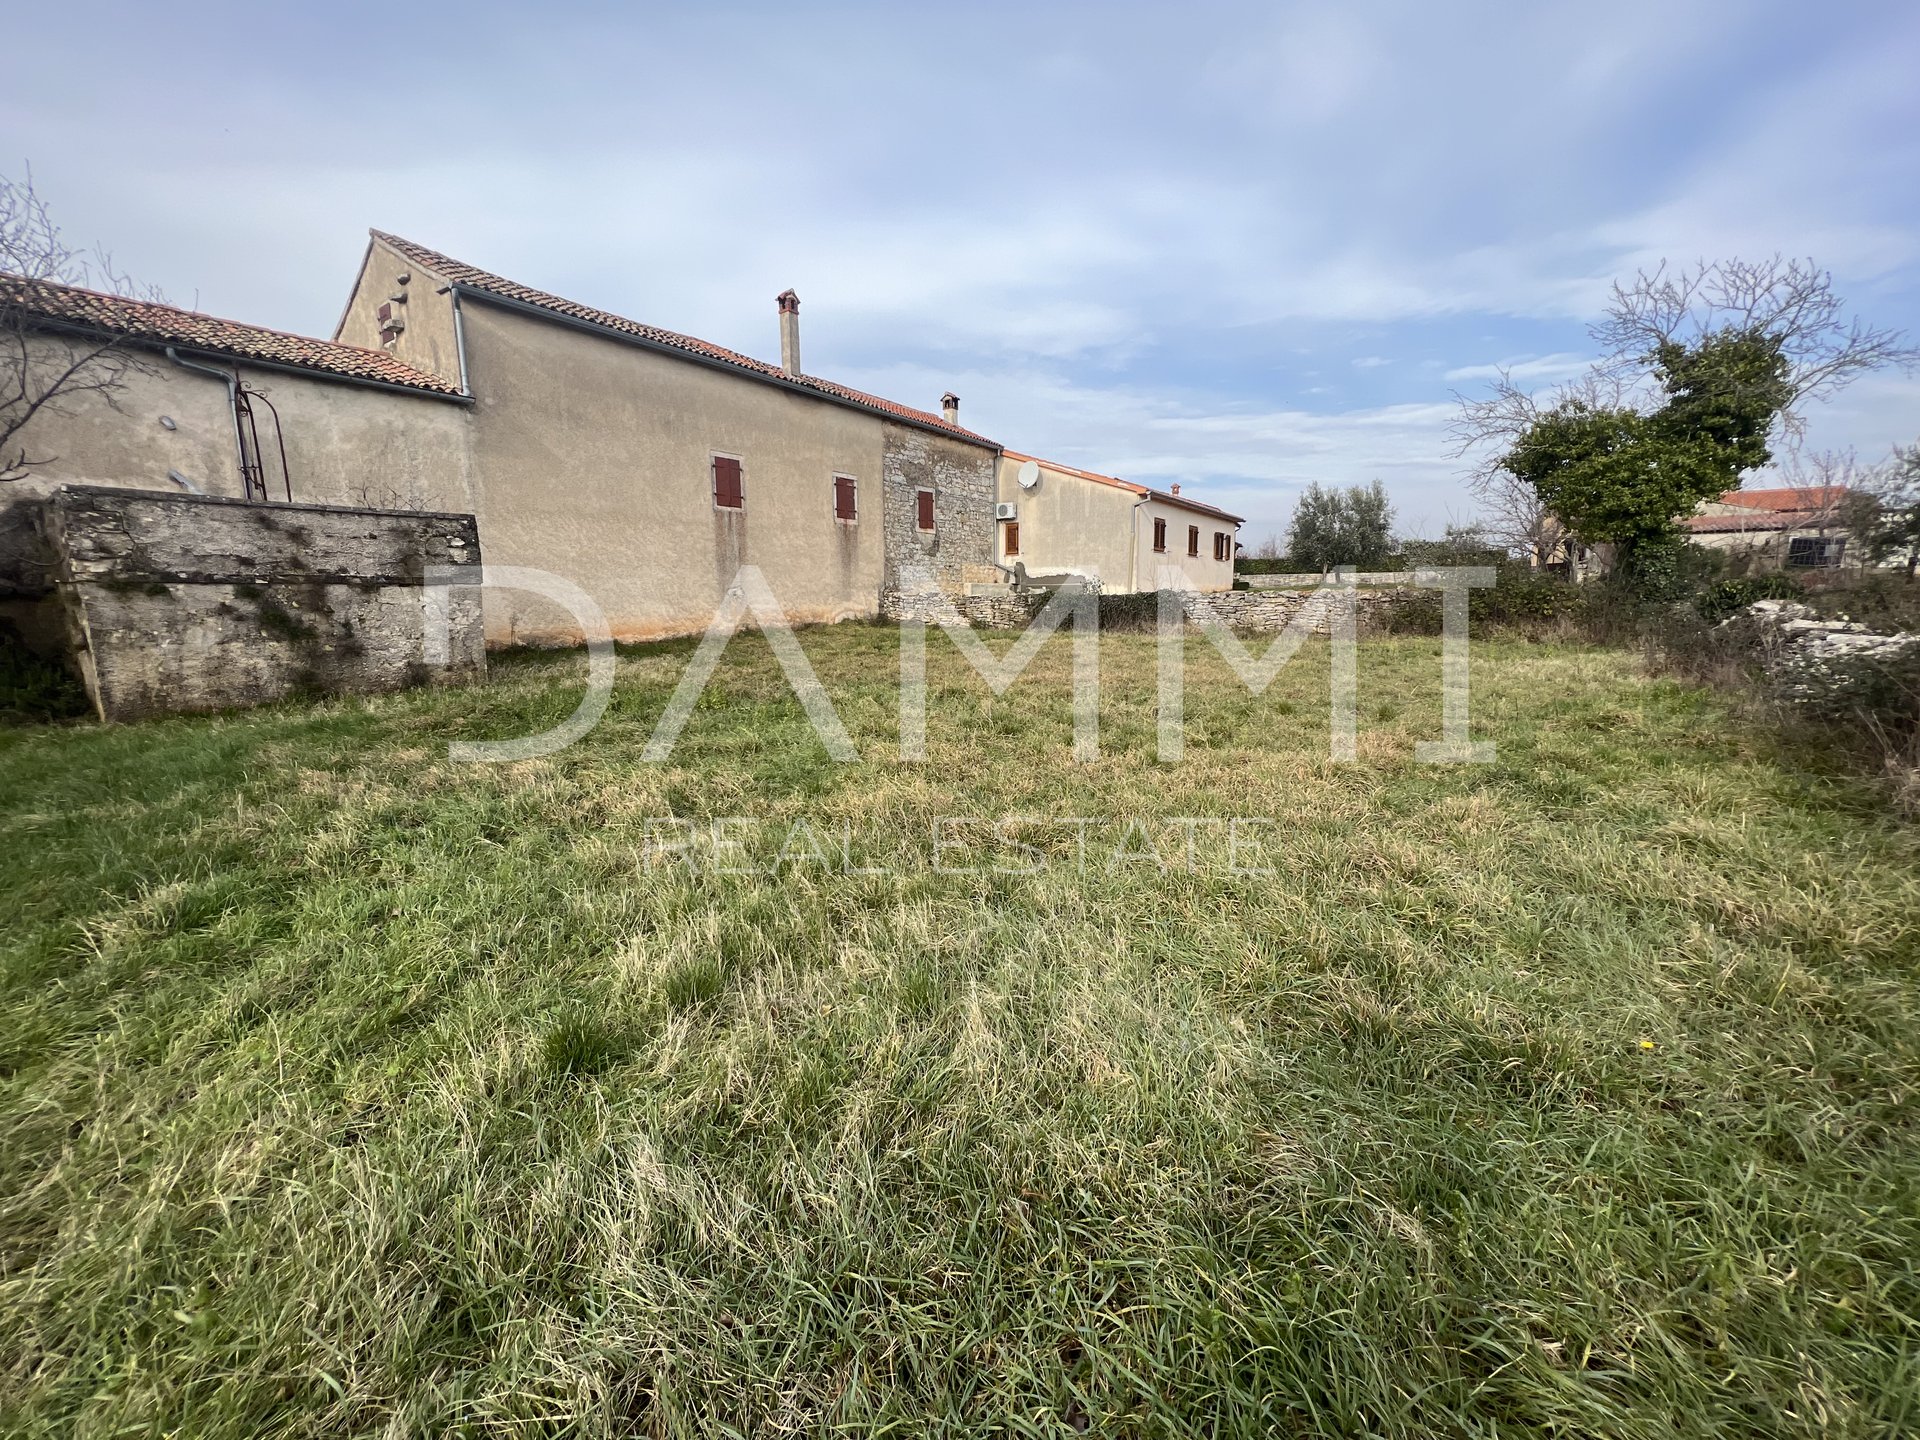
22 485 486 721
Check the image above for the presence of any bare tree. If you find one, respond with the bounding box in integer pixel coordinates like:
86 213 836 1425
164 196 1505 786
1594 257 1919 441
1 170 155 482
1448 367 1627 564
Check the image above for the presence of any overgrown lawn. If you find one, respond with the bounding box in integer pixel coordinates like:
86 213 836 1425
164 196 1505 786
2 627 1916 1437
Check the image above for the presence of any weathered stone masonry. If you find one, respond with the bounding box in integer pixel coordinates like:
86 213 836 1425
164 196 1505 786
7 485 485 721
878 423 1000 611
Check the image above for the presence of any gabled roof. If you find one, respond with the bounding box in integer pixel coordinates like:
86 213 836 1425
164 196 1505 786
1 272 464 397
1713 485 1848 513
368 231 997 447
1683 485 1850 534
1002 449 1244 524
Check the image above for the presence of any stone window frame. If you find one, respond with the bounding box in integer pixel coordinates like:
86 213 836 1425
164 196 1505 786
915 487 936 533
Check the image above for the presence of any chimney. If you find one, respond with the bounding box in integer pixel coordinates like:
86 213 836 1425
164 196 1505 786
776 289 801 375
941 391 960 425
1170 483 1181 495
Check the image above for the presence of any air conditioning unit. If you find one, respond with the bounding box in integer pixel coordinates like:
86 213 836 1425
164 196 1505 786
994 502 1018 521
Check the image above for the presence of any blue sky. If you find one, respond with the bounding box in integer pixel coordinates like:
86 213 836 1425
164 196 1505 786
5 1 1917 542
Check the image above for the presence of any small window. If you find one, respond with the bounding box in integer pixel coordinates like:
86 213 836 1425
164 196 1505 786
1786 536 1843 568
1187 524 1200 557
916 488 935 532
1004 521 1020 557
1152 517 1167 552
713 454 744 509
833 474 857 523
1213 531 1230 561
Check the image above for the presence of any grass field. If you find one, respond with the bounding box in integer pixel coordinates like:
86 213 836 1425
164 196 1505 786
2 626 1917 1437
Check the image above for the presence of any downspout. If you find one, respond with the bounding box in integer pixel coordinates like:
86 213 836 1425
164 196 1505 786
440 285 472 397
1128 495 1149 593
166 347 245 494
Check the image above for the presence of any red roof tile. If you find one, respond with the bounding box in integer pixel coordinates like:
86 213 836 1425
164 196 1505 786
1682 511 1833 534
1712 485 1848 512
370 231 997 446
1 273 464 397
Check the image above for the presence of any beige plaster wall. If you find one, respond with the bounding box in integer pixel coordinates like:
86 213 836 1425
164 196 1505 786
456 298 894 644
2 333 475 514
995 457 1238 592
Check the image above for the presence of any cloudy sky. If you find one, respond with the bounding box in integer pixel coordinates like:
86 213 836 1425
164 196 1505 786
6 1 1917 541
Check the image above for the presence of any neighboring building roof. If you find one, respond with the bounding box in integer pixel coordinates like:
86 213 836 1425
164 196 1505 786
1 272 465 397
1682 485 1850 535
368 231 998 447
1002 448 1244 524
1710 485 1849 513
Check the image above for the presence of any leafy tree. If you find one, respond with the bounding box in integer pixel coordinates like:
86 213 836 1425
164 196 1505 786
1504 329 1792 579
1454 257 1914 594
1286 480 1394 572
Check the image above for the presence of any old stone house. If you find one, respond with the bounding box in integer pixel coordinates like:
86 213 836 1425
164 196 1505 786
1681 486 1860 571
995 450 1241 593
332 233 1002 643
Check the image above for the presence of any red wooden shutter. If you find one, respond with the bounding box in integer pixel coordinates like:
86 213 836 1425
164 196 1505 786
834 475 856 521
1153 518 1167 552
713 456 742 508
1005 521 1020 556
1188 525 1200 556
916 489 935 531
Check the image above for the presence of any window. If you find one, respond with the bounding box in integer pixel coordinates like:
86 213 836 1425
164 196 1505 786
1187 524 1200 557
1786 535 1843 568
1004 521 1020 557
833 474 857 523
1213 531 1231 562
712 454 743 509
916 488 936 532
1152 517 1167 552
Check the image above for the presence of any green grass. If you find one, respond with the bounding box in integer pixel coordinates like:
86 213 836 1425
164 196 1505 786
1 626 1917 1437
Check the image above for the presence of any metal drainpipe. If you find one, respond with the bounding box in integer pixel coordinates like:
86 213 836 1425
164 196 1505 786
1128 495 1149 592
447 287 472 396
165 347 245 494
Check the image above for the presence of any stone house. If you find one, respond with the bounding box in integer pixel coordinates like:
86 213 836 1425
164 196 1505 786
994 450 1241 593
332 233 1002 643
1680 486 1860 571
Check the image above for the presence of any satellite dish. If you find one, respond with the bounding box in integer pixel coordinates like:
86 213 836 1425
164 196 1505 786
1016 460 1041 490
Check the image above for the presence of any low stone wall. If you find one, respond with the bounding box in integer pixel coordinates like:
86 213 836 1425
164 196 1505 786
881 585 1395 634
13 485 485 721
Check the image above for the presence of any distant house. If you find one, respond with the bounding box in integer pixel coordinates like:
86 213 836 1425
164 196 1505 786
1682 486 1857 570
994 450 1241 593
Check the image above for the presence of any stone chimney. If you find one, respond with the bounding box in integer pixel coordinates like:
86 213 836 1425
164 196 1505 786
776 289 801 376
941 391 960 425
1170 483 1181 495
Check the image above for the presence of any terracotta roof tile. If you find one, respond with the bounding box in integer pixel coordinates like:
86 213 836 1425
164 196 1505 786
371 231 997 446
1 273 464 397
1712 485 1849 512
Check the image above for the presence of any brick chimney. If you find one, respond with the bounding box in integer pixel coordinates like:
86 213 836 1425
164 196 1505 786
941 391 960 425
776 289 801 376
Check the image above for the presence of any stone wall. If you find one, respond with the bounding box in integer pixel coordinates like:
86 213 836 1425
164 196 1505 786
880 424 999 602
882 584 1397 634
14 485 485 721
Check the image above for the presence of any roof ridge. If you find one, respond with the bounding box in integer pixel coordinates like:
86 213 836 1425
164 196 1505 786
2 270 462 397
368 230 996 445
